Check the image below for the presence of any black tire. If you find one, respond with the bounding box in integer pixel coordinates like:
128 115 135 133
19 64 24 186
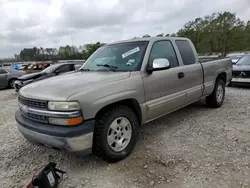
93 105 139 162
206 79 225 108
9 79 16 89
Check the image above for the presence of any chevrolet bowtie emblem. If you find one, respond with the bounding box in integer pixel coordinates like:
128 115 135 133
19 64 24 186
240 71 246 77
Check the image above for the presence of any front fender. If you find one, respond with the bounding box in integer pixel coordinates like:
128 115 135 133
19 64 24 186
92 90 138 114
68 72 145 120
80 90 143 120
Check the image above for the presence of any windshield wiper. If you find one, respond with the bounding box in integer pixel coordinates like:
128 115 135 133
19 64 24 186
97 64 118 71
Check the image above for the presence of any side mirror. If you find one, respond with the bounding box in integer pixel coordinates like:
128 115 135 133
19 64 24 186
147 58 170 72
55 70 60 75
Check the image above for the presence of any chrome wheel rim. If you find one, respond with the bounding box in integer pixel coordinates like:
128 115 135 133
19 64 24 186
107 117 132 152
216 84 223 103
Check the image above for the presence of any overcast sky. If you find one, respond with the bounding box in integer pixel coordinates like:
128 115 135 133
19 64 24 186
0 0 250 58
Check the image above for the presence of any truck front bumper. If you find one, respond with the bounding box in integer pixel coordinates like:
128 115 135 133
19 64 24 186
231 78 250 84
15 110 95 154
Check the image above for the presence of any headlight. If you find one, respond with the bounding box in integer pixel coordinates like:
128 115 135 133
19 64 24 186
48 101 81 111
22 80 33 85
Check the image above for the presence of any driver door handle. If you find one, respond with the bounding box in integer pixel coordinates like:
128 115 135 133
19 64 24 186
178 72 185 79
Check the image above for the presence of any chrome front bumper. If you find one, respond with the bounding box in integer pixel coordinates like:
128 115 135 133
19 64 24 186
17 123 93 153
15 110 95 154
231 78 250 83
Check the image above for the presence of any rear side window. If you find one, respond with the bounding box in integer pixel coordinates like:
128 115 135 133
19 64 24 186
0 69 7 74
175 40 196 65
56 64 73 73
149 40 179 68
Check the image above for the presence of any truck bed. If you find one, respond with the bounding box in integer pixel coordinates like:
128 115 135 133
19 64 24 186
201 58 232 97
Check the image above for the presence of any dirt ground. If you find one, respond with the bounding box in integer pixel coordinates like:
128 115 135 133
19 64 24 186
0 87 249 188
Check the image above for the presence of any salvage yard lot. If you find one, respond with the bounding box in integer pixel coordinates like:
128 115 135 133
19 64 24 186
0 87 249 188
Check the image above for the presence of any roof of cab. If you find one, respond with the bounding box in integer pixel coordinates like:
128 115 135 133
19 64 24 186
107 37 189 45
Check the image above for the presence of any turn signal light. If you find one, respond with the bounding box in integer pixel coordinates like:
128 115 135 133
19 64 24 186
67 117 83 126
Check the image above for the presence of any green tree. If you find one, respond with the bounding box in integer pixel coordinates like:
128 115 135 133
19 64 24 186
156 33 164 37
142 34 151 38
82 42 105 60
244 21 250 50
177 11 248 56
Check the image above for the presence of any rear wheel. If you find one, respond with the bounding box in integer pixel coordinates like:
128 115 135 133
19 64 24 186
206 79 225 108
93 105 139 162
9 79 16 89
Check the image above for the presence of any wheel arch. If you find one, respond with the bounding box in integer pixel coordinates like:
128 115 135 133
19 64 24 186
216 72 227 84
95 98 142 126
8 77 17 87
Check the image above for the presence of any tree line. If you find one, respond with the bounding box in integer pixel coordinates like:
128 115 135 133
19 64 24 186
1 11 250 63
142 12 250 56
9 42 105 62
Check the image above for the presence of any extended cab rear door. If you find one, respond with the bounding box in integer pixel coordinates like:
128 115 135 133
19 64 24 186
174 40 203 104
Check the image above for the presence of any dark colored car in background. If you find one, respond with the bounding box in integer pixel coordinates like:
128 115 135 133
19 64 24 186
231 54 250 85
226 53 245 64
14 63 76 92
0 69 26 89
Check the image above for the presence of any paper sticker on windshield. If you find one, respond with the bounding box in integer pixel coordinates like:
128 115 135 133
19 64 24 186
122 47 140 58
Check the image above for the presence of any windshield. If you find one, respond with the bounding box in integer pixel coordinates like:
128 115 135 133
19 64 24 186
236 55 250 65
27 64 34 69
227 54 243 60
81 41 148 71
42 64 58 73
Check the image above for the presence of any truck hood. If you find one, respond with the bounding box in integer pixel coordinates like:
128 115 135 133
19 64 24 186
233 64 250 71
19 71 131 100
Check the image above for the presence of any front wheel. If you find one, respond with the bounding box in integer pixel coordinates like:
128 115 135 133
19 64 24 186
206 79 225 108
9 79 16 89
93 105 139 162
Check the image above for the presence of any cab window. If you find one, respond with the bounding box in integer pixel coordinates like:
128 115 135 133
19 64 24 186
149 40 179 68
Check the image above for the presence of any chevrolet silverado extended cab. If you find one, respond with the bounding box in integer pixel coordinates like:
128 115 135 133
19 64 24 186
15 37 232 162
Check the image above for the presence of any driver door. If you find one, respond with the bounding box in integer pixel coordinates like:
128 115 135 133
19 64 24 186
143 40 187 121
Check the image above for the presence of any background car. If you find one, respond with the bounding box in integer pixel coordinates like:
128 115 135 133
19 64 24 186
14 63 77 92
22 62 52 73
0 68 26 89
66 60 85 70
231 54 250 85
198 55 221 63
11 64 21 70
226 52 245 64
0 63 12 69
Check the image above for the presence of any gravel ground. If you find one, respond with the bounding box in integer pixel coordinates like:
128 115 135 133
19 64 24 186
0 87 250 188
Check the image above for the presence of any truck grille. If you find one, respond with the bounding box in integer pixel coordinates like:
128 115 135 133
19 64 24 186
232 71 250 78
18 96 47 109
21 111 47 123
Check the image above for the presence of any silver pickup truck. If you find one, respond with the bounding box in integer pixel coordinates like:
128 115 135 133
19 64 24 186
15 37 232 162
